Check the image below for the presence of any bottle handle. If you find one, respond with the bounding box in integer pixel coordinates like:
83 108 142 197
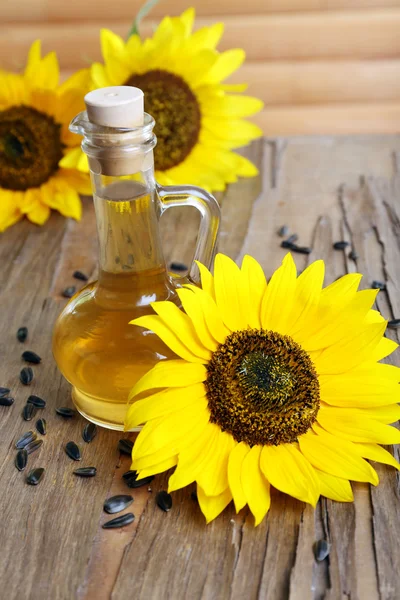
157 184 221 283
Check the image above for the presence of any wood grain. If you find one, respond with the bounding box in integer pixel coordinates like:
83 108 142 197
1 136 400 599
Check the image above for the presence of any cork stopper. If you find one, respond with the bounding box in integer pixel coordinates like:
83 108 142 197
84 86 144 128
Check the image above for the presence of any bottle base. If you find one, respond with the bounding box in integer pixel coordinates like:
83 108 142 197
72 387 141 432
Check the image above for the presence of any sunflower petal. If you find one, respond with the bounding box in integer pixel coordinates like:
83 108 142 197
184 284 229 344
197 486 233 523
197 430 235 496
317 407 400 444
227 441 250 513
177 288 218 351
214 253 247 331
241 255 267 328
351 442 400 470
241 446 271 526
316 469 354 502
128 360 207 399
261 253 297 333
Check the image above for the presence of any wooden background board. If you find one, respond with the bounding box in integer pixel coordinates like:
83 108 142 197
1 0 400 135
0 135 400 599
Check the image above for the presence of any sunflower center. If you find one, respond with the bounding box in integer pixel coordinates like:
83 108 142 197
206 329 320 446
125 70 201 171
0 105 63 190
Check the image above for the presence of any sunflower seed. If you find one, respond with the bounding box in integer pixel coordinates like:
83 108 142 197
27 395 46 408
388 319 400 330
83 422 97 443
73 467 97 477
73 270 88 281
104 494 134 514
102 513 135 529
15 449 28 471
20 367 33 385
26 468 44 486
333 241 349 250
15 431 36 449
313 539 330 562
22 403 36 421
62 286 76 298
36 418 47 435
0 387 10 397
156 490 172 512
118 439 134 455
286 233 299 244
372 280 386 291
169 261 188 272
348 249 359 261
291 245 312 255
21 351 41 364
56 406 76 418
0 396 14 407
65 441 81 461
123 470 154 489
25 439 43 455
281 240 296 249
17 327 28 343
278 225 289 237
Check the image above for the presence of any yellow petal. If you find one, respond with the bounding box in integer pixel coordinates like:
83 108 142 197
227 441 250 512
241 446 271 526
317 407 400 444
132 315 207 363
151 301 211 361
195 260 215 299
197 430 235 496
138 455 178 479
240 255 267 328
372 337 399 362
177 288 218 351
320 368 400 408
287 259 325 335
261 253 297 333
352 442 400 470
26 200 51 225
214 253 247 331
128 360 207 400
206 49 246 83
260 443 320 506
183 284 229 344
299 428 378 484
197 486 233 523
316 469 354 502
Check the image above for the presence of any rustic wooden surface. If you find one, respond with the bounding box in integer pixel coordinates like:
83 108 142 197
1 136 400 600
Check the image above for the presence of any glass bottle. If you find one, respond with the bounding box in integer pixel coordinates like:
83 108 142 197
52 87 220 430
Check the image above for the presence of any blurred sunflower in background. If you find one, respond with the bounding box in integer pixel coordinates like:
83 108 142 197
126 253 400 525
0 41 91 232
89 8 264 191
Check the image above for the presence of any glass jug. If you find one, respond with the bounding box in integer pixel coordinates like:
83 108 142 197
52 87 220 430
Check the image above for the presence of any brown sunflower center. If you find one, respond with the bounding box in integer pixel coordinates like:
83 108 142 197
125 70 201 171
206 329 320 447
0 105 63 191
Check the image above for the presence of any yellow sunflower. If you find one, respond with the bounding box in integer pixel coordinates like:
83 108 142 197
125 253 400 525
0 41 91 232
88 8 263 191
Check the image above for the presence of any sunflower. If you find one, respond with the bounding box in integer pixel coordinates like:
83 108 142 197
89 8 263 191
0 41 91 232
125 253 400 525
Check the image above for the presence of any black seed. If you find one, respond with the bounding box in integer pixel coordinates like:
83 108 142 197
73 467 97 477
313 539 331 562
286 233 299 244
0 387 10 397
372 280 386 291
21 351 41 364
169 261 188 272
0 396 14 407
156 491 172 512
348 249 359 261
15 449 28 471
26 468 44 486
27 395 46 408
118 439 134 455
17 327 28 343
102 513 135 529
56 406 77 418
65 441 81 461
281 240 296 249
278 225 289 237
291 245 312 255
104 494 134 514
73 270 89 281
388 319 400 330
122 470 154 489
25 439 43 455
15 431 36 449
333 241 349 250
20 367 33 385
62 286 76 298
22 403 36 421
83 422 97 443
36 418 47 436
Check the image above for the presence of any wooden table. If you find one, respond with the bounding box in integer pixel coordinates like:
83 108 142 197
1 136 400 600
